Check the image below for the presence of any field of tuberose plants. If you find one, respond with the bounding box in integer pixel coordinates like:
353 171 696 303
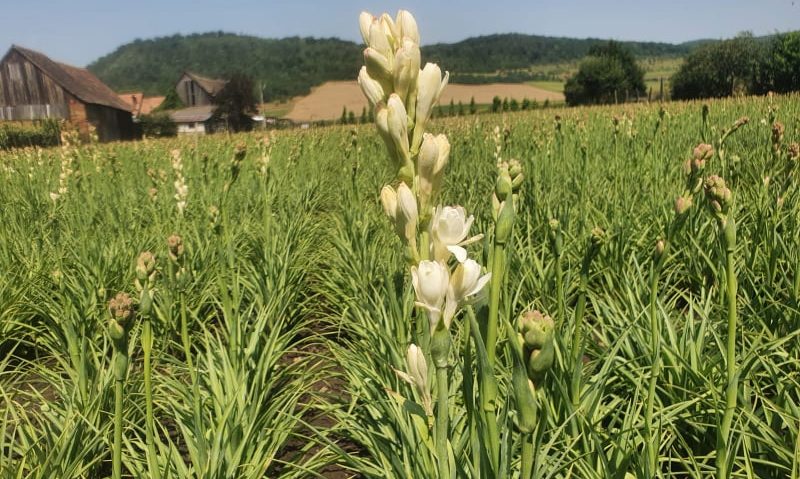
2 10 800 479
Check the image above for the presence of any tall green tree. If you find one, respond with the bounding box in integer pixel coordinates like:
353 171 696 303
759 31 800 94
671 34 761 100
564 41 645 106
212 73 257 132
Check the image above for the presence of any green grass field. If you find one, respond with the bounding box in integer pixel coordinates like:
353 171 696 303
1 92 799 477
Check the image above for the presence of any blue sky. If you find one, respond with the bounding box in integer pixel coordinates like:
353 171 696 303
1 0 798 67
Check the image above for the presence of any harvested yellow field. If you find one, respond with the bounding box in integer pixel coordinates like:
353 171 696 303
284 80 564 122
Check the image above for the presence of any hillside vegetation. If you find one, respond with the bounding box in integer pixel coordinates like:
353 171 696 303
88 32 690 101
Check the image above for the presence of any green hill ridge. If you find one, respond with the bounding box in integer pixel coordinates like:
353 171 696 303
88 32 695 101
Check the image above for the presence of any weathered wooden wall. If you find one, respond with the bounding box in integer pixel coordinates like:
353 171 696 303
176 75 213 107
86 104 136 142
0 49 69 120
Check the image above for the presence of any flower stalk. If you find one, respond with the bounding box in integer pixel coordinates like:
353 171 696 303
108 292 135 479
136 252 160 479
704 175 738 479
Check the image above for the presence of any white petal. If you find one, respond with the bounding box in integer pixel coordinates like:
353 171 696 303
447 245 468 263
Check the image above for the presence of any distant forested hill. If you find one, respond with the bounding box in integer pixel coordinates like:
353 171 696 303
88 32 691 100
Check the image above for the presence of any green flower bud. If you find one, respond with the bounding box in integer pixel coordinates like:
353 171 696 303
108 292 135 328
494 200 515 245
430 327 451 369
653 239 666 263
108 319 126 341
495 168 513 202
139 287 153 317
167 234 184 263
788 143 799 163
674 195 692 216
517 311 555 383
704 175 732 218
136 251 156 282
548 218 562 256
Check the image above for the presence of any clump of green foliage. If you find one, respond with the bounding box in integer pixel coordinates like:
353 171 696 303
0 119 61 150
672 31 800 99
564 41 646 105
138 113 177 138
211 72 257 132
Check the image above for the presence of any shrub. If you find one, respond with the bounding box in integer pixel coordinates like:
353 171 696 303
139 113 177 138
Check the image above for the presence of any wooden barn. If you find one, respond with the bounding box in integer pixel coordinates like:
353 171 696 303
175 72 227 107
0 45 135 142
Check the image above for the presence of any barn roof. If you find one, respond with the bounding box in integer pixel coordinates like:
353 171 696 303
118 92 165 116
9 45 132 112
182 72 228 97
170 105 215 123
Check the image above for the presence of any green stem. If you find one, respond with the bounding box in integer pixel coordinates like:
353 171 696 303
113 377 123 479
486 243 505 365
570 263 589 397
142 319 160 479
436 366 450 479
481 242 505 471
112 339 128 479
645 256 664 477
555 254 564 325
717 218 738 479
521 432 534 479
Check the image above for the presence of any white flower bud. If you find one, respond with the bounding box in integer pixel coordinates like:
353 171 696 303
396 182 418 223
396 10 420 45
387 94 410 165
358 66 385 108
380 13 399 46
393 38 421 106
412 260 450 331
368 20 392 57
394 343 432 416
415 63 449 134
380 185 398 220
364 48 393 85
381 183 417 247
418 134 449 212
375 105 397 165
359 12 374 44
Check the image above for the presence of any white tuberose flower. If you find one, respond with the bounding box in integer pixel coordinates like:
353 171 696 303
431 205 483 262
411 260 449 331
380 183 417 247
415 63 449 132
394 344 432 416
443 259 492 324
417 133 450 211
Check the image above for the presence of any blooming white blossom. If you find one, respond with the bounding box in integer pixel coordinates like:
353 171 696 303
411 260 449 331
443 259 492 324
431 206 483 262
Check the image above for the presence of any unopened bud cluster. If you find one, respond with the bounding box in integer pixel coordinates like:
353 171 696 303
108 292 135 343
517 311 555 385
704 175 732 220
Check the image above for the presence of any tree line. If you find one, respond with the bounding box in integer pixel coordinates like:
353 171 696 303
89 32 690 102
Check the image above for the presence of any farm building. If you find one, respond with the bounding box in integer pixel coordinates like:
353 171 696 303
118 92 165 118
170 105 218 135
175 72 227 107
0 45 135 142
171 72 228 134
